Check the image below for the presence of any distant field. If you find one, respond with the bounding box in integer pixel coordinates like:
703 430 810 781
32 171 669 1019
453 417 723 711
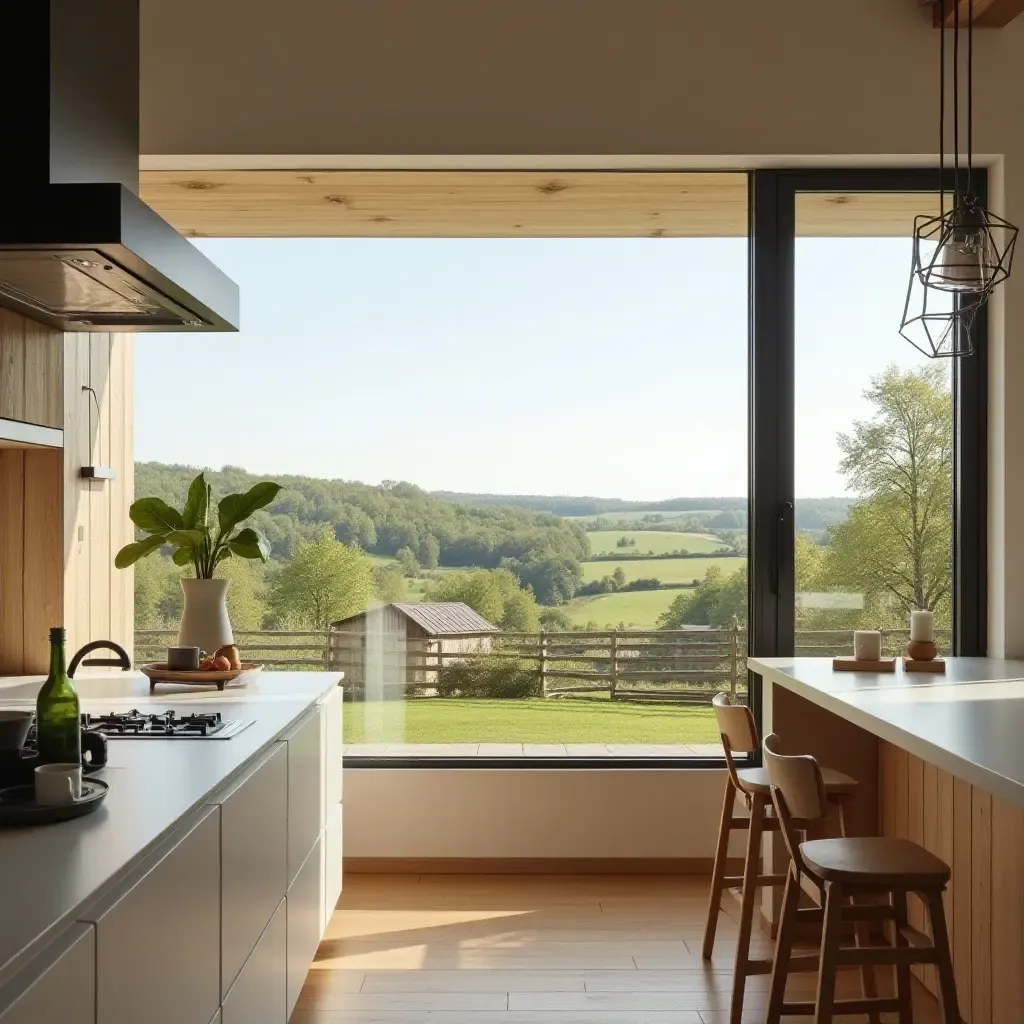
568 510 721 524
565 588 682 628
581 555 747 586
586 530 723 556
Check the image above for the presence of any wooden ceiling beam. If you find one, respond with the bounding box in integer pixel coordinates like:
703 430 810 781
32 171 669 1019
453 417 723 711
931 0 1024 28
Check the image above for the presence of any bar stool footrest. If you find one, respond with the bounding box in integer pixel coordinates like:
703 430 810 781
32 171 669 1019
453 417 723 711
780 997 901 1016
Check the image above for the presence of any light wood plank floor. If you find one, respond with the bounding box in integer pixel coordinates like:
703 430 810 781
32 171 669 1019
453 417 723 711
293 874 943 1024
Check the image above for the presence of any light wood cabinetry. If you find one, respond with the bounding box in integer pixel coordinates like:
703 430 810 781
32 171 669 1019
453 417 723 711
285 708 323 884
287 834 324 1019
879 740 1024 1024
0 309 62 429
85 808 220 1024
216 743 287 997
221 900 286 1024
0 924 94 1024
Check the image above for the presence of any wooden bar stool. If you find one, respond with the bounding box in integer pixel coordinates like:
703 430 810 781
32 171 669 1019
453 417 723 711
763 733 959 1024
702 694 861 1024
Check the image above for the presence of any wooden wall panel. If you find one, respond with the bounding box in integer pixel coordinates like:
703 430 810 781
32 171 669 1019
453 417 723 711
63 332 134 663
879 740 1024 1024
0 308 134 676
0 309 62 428
0 451 26 673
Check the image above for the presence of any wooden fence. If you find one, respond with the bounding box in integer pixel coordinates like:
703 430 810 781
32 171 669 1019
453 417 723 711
136 624 952 705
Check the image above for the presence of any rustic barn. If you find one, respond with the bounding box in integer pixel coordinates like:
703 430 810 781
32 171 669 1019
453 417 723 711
329 602 501 695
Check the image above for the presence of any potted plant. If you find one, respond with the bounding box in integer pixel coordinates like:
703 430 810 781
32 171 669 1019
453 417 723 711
115 472 282 654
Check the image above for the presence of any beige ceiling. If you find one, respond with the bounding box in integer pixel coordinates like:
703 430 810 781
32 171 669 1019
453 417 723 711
139 171 942 239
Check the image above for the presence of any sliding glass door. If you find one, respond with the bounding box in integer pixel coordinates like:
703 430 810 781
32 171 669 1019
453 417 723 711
750 171 986 666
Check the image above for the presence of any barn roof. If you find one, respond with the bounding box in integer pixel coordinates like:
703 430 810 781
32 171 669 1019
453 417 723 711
331 602 501 635
392 603 501 635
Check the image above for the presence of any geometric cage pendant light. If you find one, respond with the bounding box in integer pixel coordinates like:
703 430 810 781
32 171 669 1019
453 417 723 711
900 0 1018 357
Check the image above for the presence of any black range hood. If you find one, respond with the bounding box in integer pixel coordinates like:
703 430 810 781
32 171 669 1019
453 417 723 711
0 1 239 332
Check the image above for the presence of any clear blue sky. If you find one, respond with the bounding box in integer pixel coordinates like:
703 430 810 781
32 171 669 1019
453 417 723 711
136 235 938 500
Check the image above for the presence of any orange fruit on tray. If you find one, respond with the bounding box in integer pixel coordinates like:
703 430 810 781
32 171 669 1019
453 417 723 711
215 644 242 670
211 655 232 671
199 659 216 671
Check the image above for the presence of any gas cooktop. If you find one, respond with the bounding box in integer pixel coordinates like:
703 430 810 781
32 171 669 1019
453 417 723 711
82 710 253 739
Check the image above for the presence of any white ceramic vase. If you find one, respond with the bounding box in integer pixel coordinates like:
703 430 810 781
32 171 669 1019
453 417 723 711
177 578 234 656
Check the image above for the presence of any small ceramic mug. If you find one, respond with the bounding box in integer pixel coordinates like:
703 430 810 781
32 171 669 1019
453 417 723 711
35 763 83 806
853 630 883 661
167 646 200 671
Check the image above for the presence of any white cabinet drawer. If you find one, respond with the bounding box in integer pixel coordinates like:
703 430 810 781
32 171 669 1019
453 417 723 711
286 834 323 1018
321 685 344 815
221 899 286 1024
216 743 287 996
87 808 220 1024
0 924 95 1024
285 708 322 884
322 802 343 935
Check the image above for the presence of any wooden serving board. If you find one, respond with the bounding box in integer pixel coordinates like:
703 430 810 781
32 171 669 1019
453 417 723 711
902 657 946 673
140 663 264 692
832 656 896 673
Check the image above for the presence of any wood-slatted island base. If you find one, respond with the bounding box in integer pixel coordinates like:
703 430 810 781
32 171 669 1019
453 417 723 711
295 873 943 1024
751 656 1024 1024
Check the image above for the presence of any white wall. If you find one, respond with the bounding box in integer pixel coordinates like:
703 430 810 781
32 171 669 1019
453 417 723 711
343 768 738 859
139 0 1024 858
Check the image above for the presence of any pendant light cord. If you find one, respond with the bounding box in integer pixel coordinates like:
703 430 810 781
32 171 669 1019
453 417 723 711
939 0 946 212
953 0 960 203
967 0 974 198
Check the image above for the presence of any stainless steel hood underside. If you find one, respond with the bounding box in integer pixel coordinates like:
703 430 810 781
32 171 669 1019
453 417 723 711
0 1 239 333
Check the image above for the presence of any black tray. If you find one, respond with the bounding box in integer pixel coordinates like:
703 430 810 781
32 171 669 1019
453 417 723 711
0 779 108 826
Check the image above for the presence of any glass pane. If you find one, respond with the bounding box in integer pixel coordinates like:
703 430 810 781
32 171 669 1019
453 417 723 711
794 192 952 659
135 173 749 759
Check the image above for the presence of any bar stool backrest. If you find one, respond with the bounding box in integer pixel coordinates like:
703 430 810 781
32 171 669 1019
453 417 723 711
712 692 758 753
763 732 829 875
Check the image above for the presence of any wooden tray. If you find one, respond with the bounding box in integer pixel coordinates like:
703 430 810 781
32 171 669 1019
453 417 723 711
903 657 946 673
832 656 896 673
0 779 108 826
140 663 264 692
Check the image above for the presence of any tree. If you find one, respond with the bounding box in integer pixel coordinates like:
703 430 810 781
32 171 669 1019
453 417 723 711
269 530 372 629
424 568 540 631
218 556 268 630
512 555 582 605
372 562 407 603
658 565 747 628
395 546 419 577
827 365 952 622
611 566 626 588
418 535 440 570
134 554 184 628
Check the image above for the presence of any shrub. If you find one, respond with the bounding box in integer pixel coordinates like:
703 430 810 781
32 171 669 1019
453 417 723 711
436 655 542 698
623 577 662 591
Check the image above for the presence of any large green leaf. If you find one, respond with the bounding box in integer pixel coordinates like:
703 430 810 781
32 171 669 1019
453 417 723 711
114 534 165 569
218 482 282 535
165 529 207 553
228 526 271 562
130 497 183 536
171 546 193 567
182 473 209 530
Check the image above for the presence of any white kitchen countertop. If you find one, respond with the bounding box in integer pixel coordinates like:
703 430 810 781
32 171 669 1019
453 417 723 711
0 671 342 988
749 656 1024 811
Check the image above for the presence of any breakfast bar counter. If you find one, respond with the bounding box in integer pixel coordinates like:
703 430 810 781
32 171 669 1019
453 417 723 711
749 656 1024 1024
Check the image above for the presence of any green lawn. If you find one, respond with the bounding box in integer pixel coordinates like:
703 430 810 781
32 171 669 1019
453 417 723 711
586 530 724 556
564 588 684 627
344 698 720 744
581 555 747 586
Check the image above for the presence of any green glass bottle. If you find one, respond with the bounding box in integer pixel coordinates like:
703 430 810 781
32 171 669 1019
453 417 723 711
35 627 81 765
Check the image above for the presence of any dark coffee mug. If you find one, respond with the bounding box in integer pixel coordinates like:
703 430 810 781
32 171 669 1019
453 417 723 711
167 646 200 671
81 731 107 768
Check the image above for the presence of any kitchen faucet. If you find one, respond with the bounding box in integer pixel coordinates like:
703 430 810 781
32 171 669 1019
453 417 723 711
68 640 132 679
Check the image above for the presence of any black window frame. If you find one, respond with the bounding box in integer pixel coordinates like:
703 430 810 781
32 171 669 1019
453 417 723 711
349 167 987 770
